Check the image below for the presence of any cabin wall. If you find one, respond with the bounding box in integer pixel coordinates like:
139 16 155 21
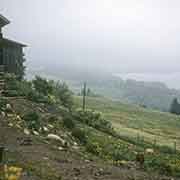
0 48 3 65
0 26 3 38
2 45 24 77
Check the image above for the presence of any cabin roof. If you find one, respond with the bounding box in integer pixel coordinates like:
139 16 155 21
0 14 10 27
0 38 27 47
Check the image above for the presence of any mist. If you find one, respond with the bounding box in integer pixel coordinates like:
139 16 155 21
1 0 180 86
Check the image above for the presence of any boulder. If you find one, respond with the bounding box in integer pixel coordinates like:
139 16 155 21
43 126 49 132
47 134 66 146
16 115 22 121
24 128 30 135
33 131 39 136
6 104 12 110
6 104 13 113
145 148 154 154
1 111 5 117
8 123 13 127
48 124 54 129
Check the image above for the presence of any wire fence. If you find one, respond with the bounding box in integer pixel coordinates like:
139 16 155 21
134 133 178 155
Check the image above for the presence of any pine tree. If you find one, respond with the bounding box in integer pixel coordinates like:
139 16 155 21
170 98 180 115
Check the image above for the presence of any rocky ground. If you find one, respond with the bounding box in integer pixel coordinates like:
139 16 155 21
0 98 178 180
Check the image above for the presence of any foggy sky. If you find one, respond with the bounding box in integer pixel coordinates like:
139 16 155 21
1 0 180 74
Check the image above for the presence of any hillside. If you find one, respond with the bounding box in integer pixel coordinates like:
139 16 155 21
0 98 176 180
75 96 180 150
1 75 180 179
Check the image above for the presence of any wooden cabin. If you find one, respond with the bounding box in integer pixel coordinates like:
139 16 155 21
0 14 26 79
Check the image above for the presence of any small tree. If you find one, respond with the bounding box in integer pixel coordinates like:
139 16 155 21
170 98 180 115
32 76 53 96
53 81 73 109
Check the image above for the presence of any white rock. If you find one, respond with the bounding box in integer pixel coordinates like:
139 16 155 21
43 157 49 160
16 115 22 121
1 111 6 117
33 131 39 136
145 148 154 154
16 124 21 129
72 146 79 150
47 134 62 141
6 104 12 110
7 114 14 118
43 126 49 132
24 128 30 135
47 134 65 145
58 147 64 151
8 123 13 127
48 124 54 129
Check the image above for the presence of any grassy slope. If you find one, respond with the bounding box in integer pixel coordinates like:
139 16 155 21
75 96 180 150
2 98 173 180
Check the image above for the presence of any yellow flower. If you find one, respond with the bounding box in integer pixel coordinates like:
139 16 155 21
3 165 22 180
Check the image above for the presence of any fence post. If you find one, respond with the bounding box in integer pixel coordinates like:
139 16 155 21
82 82 87 111
174 141 177 154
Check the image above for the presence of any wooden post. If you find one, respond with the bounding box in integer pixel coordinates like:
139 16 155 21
0 146 4 164
82 82 87 111
174 141 177 154
0 146 4 179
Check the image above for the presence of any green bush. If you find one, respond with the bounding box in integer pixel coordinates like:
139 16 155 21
27 90 53 104
52 81 74 109
23 111 41 131
3 74 73 109
71 127 87 144
62 115 75 129
0 98 7 111
32 76 53 96
86 141 102 155
3 90 19 97
48 115 59 122
4 73 18 90
74 109 115 135
3 73 33 97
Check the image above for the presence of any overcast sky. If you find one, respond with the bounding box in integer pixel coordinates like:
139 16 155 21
1 0 180 74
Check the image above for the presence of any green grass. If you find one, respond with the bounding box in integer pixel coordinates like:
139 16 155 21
74 96 180 150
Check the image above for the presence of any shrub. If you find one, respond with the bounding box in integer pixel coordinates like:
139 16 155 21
4 73 18 90
23 112 41 131
86 141 102 155
0 98 7 111
62 115 75 129
32 76 53 96
27 90 52 104
31 77 73 109
71 127 87 144
48 115 59 122
74 109 115 135
3 73 33 97
53 81 74 109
